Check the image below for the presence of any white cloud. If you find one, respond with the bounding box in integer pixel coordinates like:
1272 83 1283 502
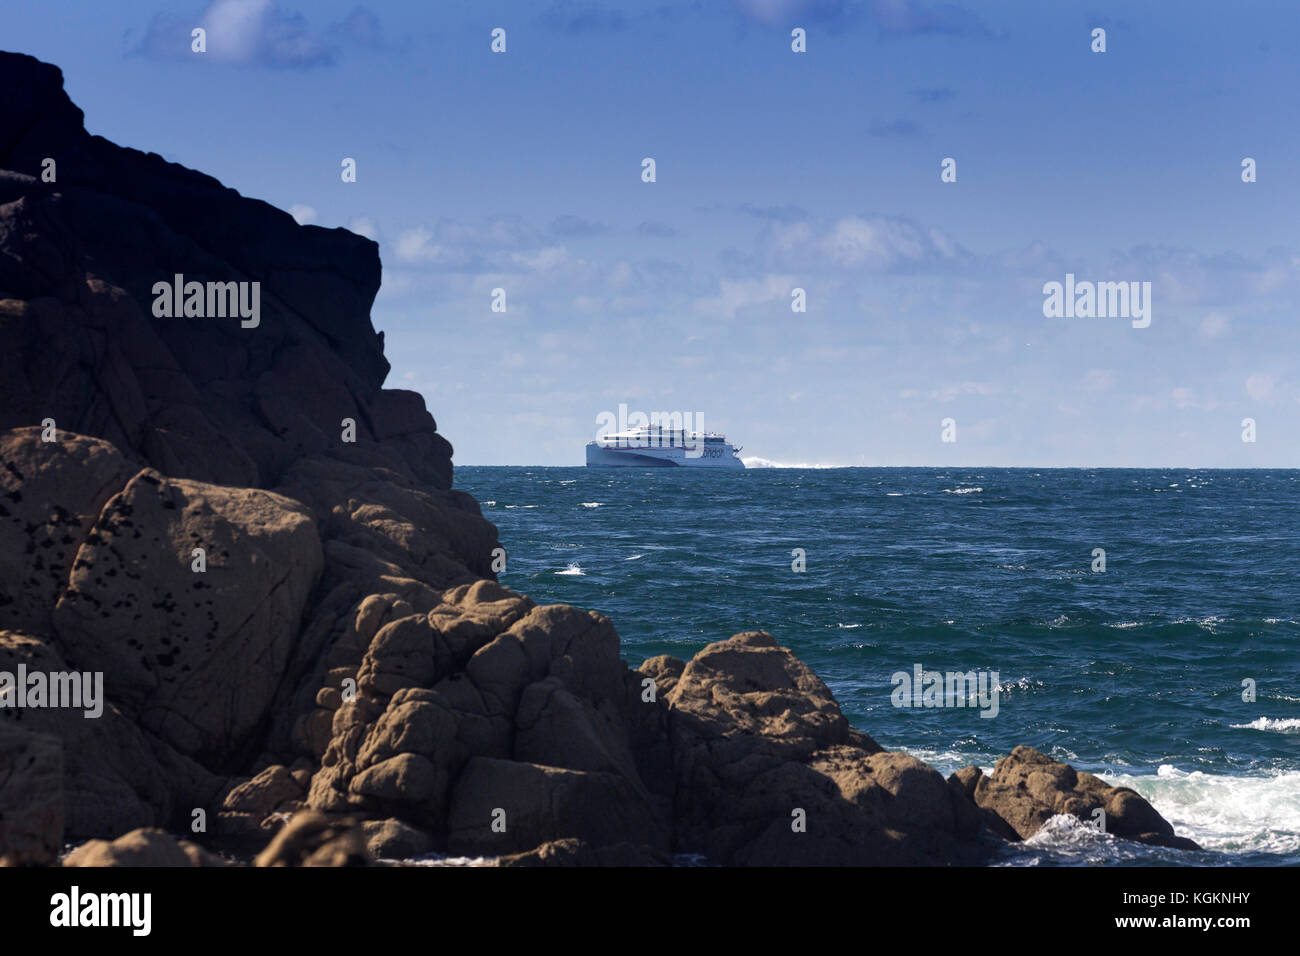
824 217 924 267
1200 312 1231 338
1245 373 1276 402
734 0 814 24
394 227 444 263
162 0 335 67
390 217 547 272
205 0 275 60
289 203 316 225
510 246 569 273
348 216 378 240
694 275 794 319
929 381 1001 401
752 215 970 273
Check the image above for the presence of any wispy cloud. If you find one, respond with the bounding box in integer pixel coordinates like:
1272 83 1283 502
1107 245 1300 311
539 0 712 34
538 1 630 34
328 6 385 49
1200 312 1231 338
733 0 858 28
637 220 679 237
869 118 924 138
737 203 809 222
550 215 612 239
393 216 545 271
347 216 379 241
869 0 991 38
929 381 1002 401
1084 11 1132 31
694 274 798 319
754 214 973 274
1171 386 1213 410
133 0 383 68
1245 373 1277 402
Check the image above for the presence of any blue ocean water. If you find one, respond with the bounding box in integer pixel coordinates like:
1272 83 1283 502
456 466 1300 866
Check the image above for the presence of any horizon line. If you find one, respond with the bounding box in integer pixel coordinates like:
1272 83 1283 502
456 463 1300 470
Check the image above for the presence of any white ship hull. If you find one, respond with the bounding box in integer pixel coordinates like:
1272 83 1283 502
585 441 744 469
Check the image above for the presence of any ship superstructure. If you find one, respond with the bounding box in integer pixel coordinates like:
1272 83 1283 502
585 425 744 468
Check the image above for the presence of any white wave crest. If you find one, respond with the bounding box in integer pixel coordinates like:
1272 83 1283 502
998 676 1044 692
1230 717 1300 733
1102 765 1300 858
742 456 834 468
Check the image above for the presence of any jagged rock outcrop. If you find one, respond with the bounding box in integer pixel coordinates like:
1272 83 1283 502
253 811 370 867
0 50 428 489
0 49 498 843
0 626 219 838
951 747 1202 851
217 763 311 839
0 50 1199 867
361 818 434 859
301 580 670 857
63 827 229 867
653 631 992 865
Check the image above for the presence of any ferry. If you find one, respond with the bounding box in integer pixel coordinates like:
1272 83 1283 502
585 425 745 469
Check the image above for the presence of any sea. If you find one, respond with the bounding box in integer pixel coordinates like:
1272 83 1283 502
455 466 1300 866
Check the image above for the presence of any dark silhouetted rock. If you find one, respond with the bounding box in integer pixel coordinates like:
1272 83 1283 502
0 724 63 865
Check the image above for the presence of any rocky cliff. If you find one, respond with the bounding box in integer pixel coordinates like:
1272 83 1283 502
0 51 1198 866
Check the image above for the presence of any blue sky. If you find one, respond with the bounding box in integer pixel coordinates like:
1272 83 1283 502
7 0 1300 465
